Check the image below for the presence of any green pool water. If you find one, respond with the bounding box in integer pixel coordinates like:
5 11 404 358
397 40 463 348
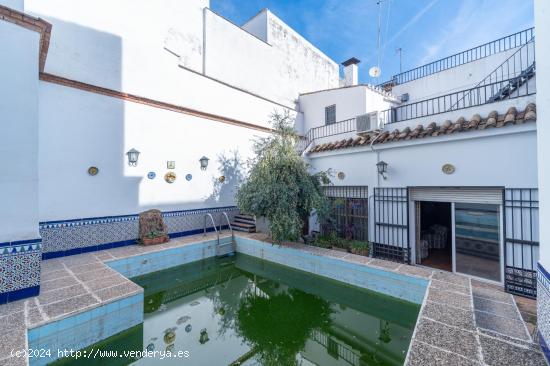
56 254 420 366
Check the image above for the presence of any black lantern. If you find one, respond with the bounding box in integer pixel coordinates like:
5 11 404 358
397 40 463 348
126 148 140 167
199 156 209 171
376 160 388 179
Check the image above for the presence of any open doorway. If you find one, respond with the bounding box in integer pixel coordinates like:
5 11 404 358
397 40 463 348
416 201 452 271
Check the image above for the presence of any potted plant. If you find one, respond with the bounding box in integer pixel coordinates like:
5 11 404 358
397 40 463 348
350 240 370 257
141 230 169 245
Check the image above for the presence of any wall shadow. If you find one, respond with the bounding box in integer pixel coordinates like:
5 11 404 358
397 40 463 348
204 151 246 206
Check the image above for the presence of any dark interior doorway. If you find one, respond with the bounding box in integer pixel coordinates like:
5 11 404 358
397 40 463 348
417 201 452 271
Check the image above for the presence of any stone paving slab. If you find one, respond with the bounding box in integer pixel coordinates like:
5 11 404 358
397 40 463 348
479 334 548 366
408 340 481 366
0 232 223 364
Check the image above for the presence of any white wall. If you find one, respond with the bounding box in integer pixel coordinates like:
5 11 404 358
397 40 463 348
241 9 268 43
38 82 268 221
204 8 339 108
299 86 397 133
26 0 333 127
0 20 40 241
388 95 536 132
391 47 524 102
535 0 550 270
309 128 538 190
26 0 333 223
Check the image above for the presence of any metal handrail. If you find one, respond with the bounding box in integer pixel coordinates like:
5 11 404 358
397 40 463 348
448 36 535 111
219 212 233 237
378 27 534 87
203 213 219 247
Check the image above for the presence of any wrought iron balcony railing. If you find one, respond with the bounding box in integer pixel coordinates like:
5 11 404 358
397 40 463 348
378 27 534 88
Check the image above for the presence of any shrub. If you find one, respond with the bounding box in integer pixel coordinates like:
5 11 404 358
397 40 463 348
236 112 330 243
349 240 370 256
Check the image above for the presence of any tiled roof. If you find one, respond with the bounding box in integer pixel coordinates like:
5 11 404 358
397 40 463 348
308 103 536 154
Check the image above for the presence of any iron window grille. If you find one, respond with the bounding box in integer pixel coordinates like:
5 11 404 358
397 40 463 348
321 186 369 241
325 104 336 125
504 188 539 298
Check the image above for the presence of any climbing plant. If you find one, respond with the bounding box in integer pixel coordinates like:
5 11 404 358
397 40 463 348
236 111 330 243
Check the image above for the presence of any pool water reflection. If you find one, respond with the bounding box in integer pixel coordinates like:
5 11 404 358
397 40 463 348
57 254 420 366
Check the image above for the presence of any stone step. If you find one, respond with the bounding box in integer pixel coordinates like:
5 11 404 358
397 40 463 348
234 217 256 225
232 222 256 233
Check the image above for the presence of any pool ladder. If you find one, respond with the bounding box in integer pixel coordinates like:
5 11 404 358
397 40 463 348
203 212 235 257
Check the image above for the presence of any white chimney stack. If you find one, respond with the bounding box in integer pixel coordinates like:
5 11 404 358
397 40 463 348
342 57 361 86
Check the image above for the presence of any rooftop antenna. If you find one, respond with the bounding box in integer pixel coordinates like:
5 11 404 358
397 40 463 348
396 47 402 73
369 0 383 80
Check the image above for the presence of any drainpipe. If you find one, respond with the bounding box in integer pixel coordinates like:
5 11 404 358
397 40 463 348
369 132 383 188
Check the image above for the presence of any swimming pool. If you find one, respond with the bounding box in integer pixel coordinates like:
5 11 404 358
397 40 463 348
55 253 421 365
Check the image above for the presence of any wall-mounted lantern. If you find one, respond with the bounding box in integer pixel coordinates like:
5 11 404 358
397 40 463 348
376 160 388 180
199 156 209 171
126 148 140 167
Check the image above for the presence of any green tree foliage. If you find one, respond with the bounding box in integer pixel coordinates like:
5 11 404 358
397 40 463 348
236 112 330 243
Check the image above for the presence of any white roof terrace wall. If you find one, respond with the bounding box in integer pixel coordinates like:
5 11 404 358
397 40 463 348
205 8 339 107
298 86 397 135
390 47 522 103
24 0 337 128
385 94 536 132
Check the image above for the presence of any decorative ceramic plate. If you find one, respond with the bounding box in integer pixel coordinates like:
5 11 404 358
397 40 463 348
186 174 193 181
165 172 176 183
148 172 156 179
219 175 225 183
442 164 456 174
167 161 175 169
88 167 99 176
337 171 345 180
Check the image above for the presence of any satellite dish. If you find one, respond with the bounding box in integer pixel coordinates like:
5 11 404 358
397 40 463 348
369 66 381 78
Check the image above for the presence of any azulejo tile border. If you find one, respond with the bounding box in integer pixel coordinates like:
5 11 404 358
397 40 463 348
537 262 550 364
538 262 550 295
0 237 42 248
40 206 238 258
0 238 42 304
39 206 238 229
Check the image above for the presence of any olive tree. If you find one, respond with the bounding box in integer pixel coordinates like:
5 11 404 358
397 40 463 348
236 112 329 243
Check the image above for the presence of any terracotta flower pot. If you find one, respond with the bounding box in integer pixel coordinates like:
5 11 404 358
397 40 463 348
142 235 169 246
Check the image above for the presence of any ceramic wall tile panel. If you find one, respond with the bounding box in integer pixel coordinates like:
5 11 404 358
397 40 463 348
39 206 238 257
0 239 42 303
538 263 550 362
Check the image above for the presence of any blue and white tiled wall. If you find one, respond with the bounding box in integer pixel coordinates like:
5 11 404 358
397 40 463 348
0 239 42 303
40 206 238 259
538 263 550 362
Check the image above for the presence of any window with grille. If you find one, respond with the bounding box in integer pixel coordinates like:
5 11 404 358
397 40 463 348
325 104 336 125
321 186 368 241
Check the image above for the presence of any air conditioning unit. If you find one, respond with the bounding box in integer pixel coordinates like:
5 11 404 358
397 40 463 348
356 112 383 135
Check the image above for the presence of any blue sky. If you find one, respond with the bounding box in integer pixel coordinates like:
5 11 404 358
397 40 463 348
210 0 534 84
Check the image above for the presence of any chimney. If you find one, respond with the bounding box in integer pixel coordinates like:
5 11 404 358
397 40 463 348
342 57 361 86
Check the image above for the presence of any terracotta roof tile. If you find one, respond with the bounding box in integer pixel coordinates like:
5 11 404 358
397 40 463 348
307 103 536 155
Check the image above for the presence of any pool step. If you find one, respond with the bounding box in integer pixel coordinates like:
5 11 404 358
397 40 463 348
216 237 235 257
231 214 256 233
